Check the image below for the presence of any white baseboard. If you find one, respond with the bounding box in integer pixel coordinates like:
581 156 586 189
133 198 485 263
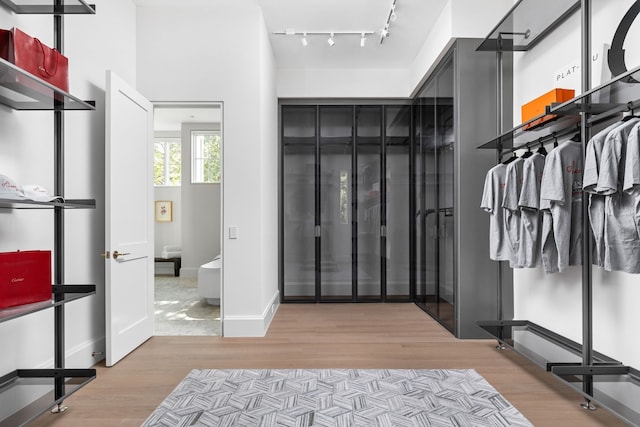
66 336 106 367
223 290 279 337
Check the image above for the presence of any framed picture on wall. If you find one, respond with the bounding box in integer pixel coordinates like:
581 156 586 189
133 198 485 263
155 200 173 222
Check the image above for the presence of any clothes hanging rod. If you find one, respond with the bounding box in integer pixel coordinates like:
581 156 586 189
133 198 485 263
589 100 640 126
498 124 580 159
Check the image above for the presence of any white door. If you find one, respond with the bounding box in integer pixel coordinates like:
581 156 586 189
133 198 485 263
104 70 154 366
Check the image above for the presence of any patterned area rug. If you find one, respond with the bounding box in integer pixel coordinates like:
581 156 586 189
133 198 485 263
141 369 533 426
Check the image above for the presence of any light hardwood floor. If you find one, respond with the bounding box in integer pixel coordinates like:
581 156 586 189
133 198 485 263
30 303 628 427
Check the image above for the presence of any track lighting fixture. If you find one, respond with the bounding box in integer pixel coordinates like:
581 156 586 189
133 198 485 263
274 1 400 47
272 0 402 50
380 0 398 44
327 33 335 46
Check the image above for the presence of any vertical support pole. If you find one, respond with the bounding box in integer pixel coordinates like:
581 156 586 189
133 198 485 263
53 4 67 411
495 38 506 348
581 0 596 410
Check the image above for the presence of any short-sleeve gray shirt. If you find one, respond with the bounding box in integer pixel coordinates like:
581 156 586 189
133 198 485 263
502 158 525 267
481 163 511 261
517 153 545 268
540 141 583 273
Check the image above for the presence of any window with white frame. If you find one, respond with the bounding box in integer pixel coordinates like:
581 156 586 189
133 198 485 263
191 130 221 183
154 138 181 186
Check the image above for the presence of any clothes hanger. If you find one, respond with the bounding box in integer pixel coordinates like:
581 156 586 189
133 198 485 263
622 102 639 121
570 132 581 142
521 145 533 158
537 138 547 155
502 151 517 165
553 133 559 148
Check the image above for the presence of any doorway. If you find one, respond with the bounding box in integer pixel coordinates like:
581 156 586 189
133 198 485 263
152 103 223 336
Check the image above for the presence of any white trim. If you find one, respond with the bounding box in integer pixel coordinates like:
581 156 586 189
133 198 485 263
223 290 279 337
66 336 106 366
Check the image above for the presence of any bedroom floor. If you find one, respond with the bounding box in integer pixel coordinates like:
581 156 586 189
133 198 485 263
154 275 221 336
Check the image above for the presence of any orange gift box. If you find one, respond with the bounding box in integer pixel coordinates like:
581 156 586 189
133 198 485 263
521 88 575 130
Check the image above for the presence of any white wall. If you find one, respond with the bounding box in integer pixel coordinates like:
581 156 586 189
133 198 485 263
277 68 410 98
180 123 222 277
512 0 640 369
153 186 181 275
0 0 137 415
409 0 513 97
136 0 278 336
258 12 280 326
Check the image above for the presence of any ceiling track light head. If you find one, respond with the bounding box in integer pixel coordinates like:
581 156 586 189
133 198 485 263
380 0 397 44
301 32 308 46
360 32 366 47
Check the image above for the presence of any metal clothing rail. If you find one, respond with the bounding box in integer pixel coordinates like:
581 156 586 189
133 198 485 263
496 124 580 160
475 0 640 424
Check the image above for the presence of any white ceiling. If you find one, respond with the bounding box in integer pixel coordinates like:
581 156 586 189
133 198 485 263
258 0 449 69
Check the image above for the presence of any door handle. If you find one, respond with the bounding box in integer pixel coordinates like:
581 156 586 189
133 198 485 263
112 250 131 260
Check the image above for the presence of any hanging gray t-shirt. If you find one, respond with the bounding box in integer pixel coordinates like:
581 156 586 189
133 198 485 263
517 153 545 268
597 119 640 273
583 121 626 268
481 163 511 261
540 140 583 273
502 157 525 268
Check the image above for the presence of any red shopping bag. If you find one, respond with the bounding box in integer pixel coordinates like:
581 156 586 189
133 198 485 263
0 250 52 309
0 27 69 92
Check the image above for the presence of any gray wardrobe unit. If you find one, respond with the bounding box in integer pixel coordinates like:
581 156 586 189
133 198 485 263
280 38 510 339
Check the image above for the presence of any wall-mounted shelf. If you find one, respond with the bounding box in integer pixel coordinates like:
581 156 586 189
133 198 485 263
549 64 640 124
476 0 580 52
478 320 640 426
0 58 95 110
0 285 96 324
477 64 640 152
0 0 95 14
0 198 96 209
0 369 95 427
476 114 581 150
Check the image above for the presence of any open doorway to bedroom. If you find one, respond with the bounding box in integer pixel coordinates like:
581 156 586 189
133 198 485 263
152 103 223 336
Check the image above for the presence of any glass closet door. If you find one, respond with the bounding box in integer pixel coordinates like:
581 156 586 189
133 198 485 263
414 87 438 316
385 105 411 300
282 106 317 301
435 57 455 330
319 106 353 301
356 106 382 301
413 53 455 332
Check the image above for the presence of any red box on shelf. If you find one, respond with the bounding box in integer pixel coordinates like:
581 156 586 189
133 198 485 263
0 250 52 309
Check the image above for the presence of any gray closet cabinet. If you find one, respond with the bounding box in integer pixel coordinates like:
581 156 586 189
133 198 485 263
413 38 510 338
279 39 508 339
